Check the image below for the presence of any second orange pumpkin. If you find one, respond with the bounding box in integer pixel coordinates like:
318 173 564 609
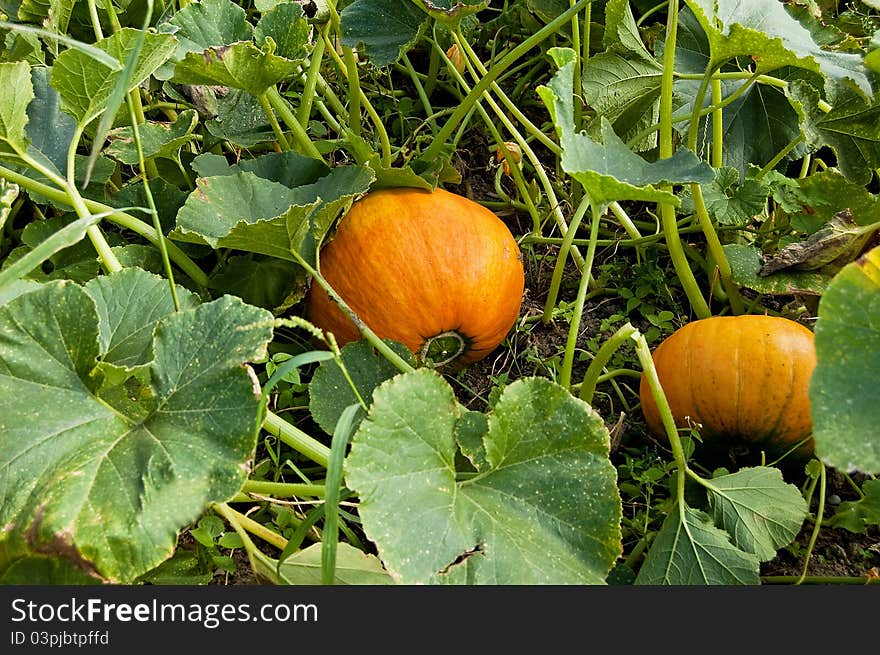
639 315 817 462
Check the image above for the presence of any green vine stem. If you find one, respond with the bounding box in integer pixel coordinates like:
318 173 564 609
711 77 723 168
320 16 393 165
796 460 827 585
454 30 560 156
265 86 325 161
690 184 746 314
448 29 584 270
579 321 639 403
633 331 689 495
757 134 806 178
542 194 591 323
241 479 326 498
125 98 181 311
290 249 415 375
262 410 331 468
682 58 746 315
421 0 589 164
402 52 438 134
61 125 123 274
0 164 210 288
326 3 361 138
609 201 642 240
258 91 292 151
657 0 710 319
297 27 327 128
213 501 288 553
559 199 604 390
436 38 543 234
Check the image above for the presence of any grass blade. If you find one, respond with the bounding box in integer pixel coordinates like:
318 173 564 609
321 402 359 585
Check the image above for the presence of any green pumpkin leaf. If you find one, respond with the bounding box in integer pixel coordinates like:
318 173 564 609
191 150 329 188
308 338 415 436
723 243 830 296
105 109 200 165
635 504 761 585
684 0 871 97
825 479 880 534
172 165 374 260
668 9 809 177
255 1 310 61
167 0 254 52
345 370 622 584
581 52 662 153
339 0 427 67
171 41 301 96
209 254 305 313
0 60 33 157
539 51 714 207
83 267 200 372
50 29 177 126
603 0 656 61
24 65 76 176
204 87 275 146
266 543 394 585
811 244 880 474
16 0 76 35
703 467 808 561
0 279 274 582
786 80 880 186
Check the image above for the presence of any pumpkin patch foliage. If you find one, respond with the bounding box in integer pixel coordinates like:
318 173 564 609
0 0 878 589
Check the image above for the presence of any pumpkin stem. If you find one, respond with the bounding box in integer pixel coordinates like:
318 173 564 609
420 331 469 368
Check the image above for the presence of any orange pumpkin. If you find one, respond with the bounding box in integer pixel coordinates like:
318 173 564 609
639 315 817 461
305 187 525 368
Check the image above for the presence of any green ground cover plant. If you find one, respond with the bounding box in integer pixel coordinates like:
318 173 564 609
0 0 878 586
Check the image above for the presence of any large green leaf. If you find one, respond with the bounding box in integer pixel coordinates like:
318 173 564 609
539 50 714 207
811 244 880 474
581 52 662 152
270 543 394 585
703 467 808 561
345 370 622 585
191 150 329 188
668 8 808 177
17 0 76 35
50 29 177 126
171 41 301 96
25 65 76 176
339 0 427 67
786 80 880 186
173 171 315 256
635 504 761 585
603 0 655 61
684 0 872 96
172 165 374 260
255 1 310 61
0 278 274 582
0 60 33 156
167 0 254 52
308 338 415 435
83 267 200 373
105 109 200 165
